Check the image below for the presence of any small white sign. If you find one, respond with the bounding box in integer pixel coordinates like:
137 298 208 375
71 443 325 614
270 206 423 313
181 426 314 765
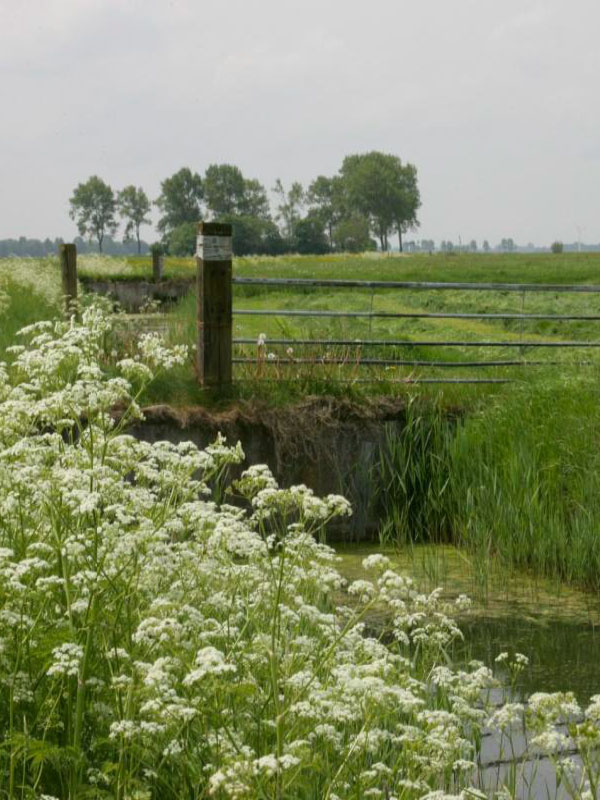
196 234 233 261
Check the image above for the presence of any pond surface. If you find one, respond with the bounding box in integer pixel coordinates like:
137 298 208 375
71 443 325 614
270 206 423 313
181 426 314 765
335 543 600 703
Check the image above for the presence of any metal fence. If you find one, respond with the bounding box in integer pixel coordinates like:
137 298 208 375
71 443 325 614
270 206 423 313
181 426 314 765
229 277 600 385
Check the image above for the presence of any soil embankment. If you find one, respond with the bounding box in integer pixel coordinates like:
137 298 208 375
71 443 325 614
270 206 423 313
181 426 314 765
131 397 411 540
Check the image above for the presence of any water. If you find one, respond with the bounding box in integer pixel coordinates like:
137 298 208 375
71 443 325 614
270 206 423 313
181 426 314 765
336 543 600 797
336 543 600 701
460 615 600 703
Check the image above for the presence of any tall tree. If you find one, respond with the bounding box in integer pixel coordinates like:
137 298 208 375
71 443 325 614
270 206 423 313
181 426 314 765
204 164 247 217
332 215 374 253
155 168 203 238
204 164 271 220
69 176 117 252
117 185 151 254
307 175 345 250
240 178 270 218
273 179 304 243
393 162 420 253
340 152 420 252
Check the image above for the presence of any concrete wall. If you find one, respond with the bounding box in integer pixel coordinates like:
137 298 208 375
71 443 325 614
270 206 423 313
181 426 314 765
80 278 194 312
129 401 408 541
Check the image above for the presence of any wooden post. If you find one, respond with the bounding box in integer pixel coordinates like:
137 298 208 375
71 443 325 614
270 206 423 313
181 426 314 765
196 221 232 388
59 243 77 315
152 250 164 282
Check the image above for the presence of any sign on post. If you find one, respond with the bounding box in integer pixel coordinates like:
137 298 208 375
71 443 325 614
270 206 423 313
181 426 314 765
196 221 233 388
59 243 77 316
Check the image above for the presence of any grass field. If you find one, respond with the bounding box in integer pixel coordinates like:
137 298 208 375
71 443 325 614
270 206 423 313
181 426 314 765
5 251 600 406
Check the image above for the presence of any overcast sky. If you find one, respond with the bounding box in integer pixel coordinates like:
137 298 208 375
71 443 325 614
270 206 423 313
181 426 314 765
1 0 599 246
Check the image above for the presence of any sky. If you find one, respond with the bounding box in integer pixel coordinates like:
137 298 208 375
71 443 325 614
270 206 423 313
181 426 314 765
1 0 599 246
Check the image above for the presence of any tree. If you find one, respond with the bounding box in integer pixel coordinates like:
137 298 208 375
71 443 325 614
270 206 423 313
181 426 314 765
204 165 271 221
307 175 345 250
155 168 203 238
469 239 478 252
204 164 247 217
393 162 420 253
69 176 117 252
551 241 564 254
216 214 284 256
333 215 375 252
168 222 197 256
240 178 270 219
340 152 420 252
483 240 490 252
117 186 151 254
500 238 516 252
273 179 305 244
294 216 329 254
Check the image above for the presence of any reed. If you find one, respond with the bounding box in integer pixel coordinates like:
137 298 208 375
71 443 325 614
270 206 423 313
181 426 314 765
375 372 600 591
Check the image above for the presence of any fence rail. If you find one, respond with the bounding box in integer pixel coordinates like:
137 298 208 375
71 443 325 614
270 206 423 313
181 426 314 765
234 309 600 321
233 337 600 348
233 357 592 368
233 277 600 293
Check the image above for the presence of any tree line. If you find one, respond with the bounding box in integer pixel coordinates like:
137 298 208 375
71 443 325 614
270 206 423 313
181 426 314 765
67 151 421 256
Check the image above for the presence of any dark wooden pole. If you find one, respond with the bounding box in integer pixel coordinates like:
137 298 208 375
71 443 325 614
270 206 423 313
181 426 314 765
59 243 77 315
196 221 232 388
152 250 164 282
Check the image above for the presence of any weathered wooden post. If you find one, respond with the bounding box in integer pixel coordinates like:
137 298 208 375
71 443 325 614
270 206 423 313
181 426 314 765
152 249 164 282
196 221 232 389
59 243 77 315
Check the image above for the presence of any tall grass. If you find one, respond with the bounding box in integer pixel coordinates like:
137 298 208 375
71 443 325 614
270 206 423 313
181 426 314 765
374 397 454 546
377 374 600 591
0 278 60 360
449 373 600 590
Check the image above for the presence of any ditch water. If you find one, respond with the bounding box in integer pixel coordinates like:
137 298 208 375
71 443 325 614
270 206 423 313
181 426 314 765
336 543 600 702
337 543 600 798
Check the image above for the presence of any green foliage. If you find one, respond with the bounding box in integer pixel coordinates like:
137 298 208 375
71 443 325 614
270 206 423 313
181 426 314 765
216 214 284 256
307 175 346 250
117 185 151 254
167 221 197 256
155 167 203 237
374 400 453 546
551 241 564 254
448 375 600 590
203 164 270 220
293 215 329 254
69 176 117 252
204 163 247 216
332 214 374 252
272 179 305 244
341 151 420 251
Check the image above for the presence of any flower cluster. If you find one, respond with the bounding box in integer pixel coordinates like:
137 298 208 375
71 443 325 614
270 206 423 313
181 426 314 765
0 303 596 799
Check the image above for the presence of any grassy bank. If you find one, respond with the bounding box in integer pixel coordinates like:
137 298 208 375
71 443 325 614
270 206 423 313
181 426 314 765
74 250 600 285
373 374 600 591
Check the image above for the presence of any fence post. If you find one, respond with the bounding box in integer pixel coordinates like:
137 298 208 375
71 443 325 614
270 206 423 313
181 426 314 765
152 249 164 282
59 243 77 315
196 221 232 388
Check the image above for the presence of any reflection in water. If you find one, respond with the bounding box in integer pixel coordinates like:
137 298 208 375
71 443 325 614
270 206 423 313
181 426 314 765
335 543 600 702
457 615 600 703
